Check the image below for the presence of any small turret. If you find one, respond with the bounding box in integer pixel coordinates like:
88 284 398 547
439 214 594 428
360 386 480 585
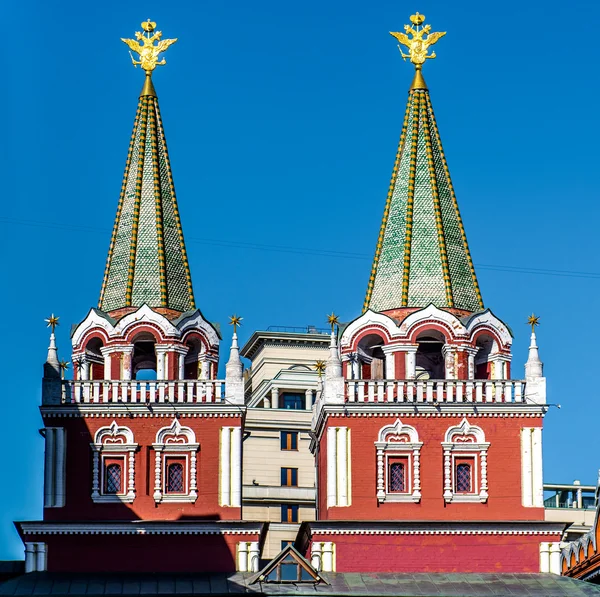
524 314 546 404
42 315 62 405
225 315 244 405
323 314 344 404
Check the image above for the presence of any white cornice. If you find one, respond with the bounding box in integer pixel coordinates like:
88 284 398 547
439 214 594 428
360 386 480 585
18 522 263 535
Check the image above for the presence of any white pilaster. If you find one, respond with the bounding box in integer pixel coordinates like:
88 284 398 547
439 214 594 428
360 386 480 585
321 542 334 572
531 427 544 507
24 543 36 573
549 543 561 574
43 428 55 508
327 427 337 508
311 542 322 571
539 542 550 573
521 428 533 507
237 542 248 572
178 353 185 379
382 346 396 379
271 386 279 409
337 427 348 507
231 427 242 507
100 347 112 380
220 427 231 506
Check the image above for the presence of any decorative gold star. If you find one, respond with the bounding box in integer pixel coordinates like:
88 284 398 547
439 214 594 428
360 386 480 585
229 314 243 333
327 312 340 333
59 361 70 379
527 313 540 333
45 314 59 333
315 360 326 377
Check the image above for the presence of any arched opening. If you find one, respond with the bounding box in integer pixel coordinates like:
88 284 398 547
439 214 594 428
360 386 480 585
475 334 496 380
415 330 445 379
184 336 204 379
85 337 104 380
132 332 157 380
357 333 386 380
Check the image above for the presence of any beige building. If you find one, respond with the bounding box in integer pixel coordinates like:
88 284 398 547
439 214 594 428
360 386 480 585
544 480 598 542
240 327 330 558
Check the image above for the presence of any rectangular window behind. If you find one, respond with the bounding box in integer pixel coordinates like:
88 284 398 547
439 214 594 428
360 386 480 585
281 467 298 487
281 394 303 410
281 504 299 523
280 431 298 451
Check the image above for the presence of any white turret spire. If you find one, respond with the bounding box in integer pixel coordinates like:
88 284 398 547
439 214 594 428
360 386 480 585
225 315 244 404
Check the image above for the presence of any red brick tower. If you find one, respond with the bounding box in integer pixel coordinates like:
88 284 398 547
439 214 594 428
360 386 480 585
303 14 562 574
17 21 261 574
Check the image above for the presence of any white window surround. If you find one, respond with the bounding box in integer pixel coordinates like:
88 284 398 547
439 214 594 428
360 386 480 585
153 419 199 503
91 421 137 503
442 418 489 503
375 419 422 503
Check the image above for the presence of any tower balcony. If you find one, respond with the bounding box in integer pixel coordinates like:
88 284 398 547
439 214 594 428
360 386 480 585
345 378 528 404
58 378 226 404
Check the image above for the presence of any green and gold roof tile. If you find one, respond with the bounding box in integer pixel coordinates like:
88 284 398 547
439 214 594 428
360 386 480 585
99 21 195 314
364 14 483 313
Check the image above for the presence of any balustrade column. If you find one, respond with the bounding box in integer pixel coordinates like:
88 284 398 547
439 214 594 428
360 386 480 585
305 389 313 410
405 347 417 379
122 349 133 381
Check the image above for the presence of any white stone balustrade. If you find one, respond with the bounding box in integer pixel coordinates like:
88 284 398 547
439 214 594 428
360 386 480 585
345 379 527 404
61 379 225 404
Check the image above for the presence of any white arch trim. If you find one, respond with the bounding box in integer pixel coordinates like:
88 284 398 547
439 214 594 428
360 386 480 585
400 305 467 339
71 309 115 348
155 418 197 445
114 304 179 339
444 417 486 444
177 310 220 348
94 421 135 445
377 418 420 444
466 309 512 347
340 310 399 349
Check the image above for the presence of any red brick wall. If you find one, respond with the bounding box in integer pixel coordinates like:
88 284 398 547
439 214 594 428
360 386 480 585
318 414 544 521
42 415 241 521
34 532 252 573
312 533 556 573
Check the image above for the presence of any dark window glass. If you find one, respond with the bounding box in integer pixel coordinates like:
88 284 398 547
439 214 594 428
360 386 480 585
281 504 299 523
389 462 405 492
105 463 122 494
280 431 298 451
281 540 293 550
456 463 472 492
281 468 298 487
282 394 303 410
167 462 184 493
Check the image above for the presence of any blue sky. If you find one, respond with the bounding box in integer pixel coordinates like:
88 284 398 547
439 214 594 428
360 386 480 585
1 0 599 558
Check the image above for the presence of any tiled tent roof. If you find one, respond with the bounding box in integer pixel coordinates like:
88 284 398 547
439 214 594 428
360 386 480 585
364 75 483 314
98 82 195 314
2 572 600 596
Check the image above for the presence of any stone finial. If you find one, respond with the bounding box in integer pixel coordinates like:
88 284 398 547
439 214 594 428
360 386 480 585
225 328 244 405
525 329 543 379
323 331 344 404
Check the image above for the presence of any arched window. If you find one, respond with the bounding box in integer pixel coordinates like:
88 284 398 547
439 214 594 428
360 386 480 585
357 333 387 380
442 418 489 503
153 419 198 503
132 332 157 380
92 422 137 503
85 337 105 380
375 418 422 503
416 330 445 379
104 463 122 494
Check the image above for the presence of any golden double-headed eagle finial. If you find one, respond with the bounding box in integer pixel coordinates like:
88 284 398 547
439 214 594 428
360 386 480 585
121 19 177 74
390 13 446 70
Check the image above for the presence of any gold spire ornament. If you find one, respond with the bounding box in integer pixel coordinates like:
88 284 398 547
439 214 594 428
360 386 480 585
229 314 243 333
121 20 177 73
390 13 446 90
315 360 326 377
45 314 59 333
327 312 340 333
121 20 177 97
527 313 540 333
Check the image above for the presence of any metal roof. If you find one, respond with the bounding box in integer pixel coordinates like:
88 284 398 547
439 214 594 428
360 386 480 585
2 572 600 597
